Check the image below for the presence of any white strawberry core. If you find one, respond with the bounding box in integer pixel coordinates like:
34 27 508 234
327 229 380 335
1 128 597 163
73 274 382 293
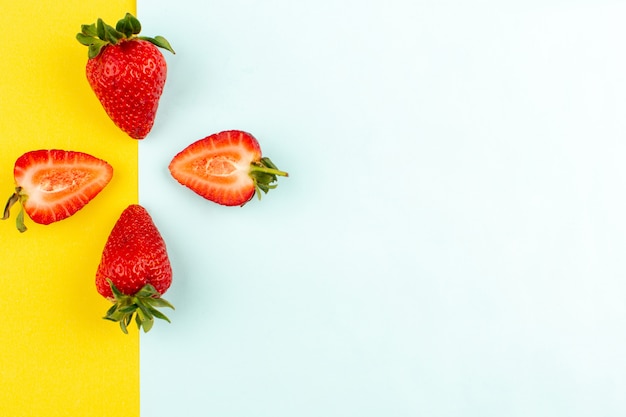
37 170 90 193
203 157 237 176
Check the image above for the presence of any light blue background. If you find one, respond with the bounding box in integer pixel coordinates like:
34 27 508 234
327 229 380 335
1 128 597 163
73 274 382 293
138 1 626 415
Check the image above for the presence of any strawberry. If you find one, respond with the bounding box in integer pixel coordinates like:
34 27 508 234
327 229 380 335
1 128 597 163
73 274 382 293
168 130 289 206
76 13 174 139
2 149 113 233
96 204 173 333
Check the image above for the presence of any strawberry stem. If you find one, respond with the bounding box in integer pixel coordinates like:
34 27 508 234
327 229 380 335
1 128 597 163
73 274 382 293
77 13 175 59
103 279 174 334
2 187 28 233
249 157 289 200
249 163 289 178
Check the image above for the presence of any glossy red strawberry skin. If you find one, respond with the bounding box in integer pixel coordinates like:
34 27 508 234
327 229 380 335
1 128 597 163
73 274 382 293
96 204 172 300
169 130 262 206
86 39 167 139
14 149 113 225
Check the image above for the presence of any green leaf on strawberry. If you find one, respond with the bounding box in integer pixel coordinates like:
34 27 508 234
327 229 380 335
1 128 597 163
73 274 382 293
115 13 142 37
77 13 174 59
250 157 286 198
104 279 174 334
141 35 175 53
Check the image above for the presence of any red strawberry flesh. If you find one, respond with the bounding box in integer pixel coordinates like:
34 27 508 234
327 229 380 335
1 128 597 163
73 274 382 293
96 204 172 300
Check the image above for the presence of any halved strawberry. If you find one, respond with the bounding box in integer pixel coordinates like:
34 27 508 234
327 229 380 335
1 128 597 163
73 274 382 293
96 204 173 334
2 149 113 232
168 130 288 206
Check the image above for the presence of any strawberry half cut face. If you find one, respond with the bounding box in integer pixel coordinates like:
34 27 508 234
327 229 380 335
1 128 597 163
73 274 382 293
168 130 288 207
2 149 113 232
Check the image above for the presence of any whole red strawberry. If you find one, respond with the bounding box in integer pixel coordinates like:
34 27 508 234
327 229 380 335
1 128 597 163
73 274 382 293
76 13 174 139
96 204 173 333
169 130 289 206
2 149 113 232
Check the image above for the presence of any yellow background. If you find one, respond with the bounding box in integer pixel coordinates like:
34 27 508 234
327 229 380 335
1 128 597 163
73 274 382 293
0 1 140 416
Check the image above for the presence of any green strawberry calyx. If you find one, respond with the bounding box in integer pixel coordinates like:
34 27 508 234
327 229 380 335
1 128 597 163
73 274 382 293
76 13 175 59
103 278 174 334
249 157 289 202
2 187 29 233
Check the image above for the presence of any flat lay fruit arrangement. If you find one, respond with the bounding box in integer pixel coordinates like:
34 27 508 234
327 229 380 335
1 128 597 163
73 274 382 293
2 12 289 333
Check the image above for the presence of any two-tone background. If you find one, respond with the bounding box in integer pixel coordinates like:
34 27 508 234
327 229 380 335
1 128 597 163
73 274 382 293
3 1 626 416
